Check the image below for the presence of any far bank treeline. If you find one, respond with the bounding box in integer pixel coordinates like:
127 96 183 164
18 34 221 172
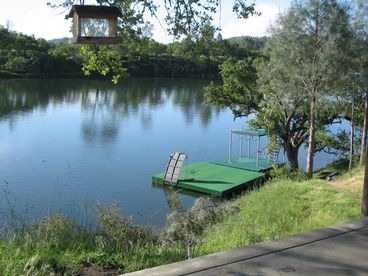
0 25 266 79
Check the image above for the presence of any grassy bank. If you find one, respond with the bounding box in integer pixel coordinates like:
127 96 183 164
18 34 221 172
0 166 363 275
197 175 360 255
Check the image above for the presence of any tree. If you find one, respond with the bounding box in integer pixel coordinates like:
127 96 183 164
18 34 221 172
205 56 339 170
258 46 347 171
353 0 368 167
353 0 368 216
204 56 309 169
205 1 352 170
261 0 352 177
360 85 368 167
346 74 363 171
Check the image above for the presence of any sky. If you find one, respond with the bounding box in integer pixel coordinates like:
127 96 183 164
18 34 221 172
0 0 291 43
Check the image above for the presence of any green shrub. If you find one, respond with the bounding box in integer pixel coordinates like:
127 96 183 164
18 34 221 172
270 165 307 181
96 203 156 253
160 191 238 258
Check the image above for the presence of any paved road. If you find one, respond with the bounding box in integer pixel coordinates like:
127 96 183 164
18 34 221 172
124 218 368 276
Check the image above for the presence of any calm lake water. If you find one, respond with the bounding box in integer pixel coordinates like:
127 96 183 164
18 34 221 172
0 78 340 226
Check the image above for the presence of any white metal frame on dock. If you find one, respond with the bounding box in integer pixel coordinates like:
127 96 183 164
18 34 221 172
228 128 266 167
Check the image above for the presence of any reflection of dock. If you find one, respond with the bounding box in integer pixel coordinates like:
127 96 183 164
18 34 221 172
152 162 265 197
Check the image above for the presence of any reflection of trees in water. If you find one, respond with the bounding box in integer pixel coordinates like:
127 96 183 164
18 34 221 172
140 109 153 129
0 79 75 130
0 79 82 119
170 84 220 128
0 78 221 137
81 89 119 143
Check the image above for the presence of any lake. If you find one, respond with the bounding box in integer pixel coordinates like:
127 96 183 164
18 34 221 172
0 78 341 227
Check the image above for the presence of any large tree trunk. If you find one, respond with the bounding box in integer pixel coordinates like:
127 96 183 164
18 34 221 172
349 94 354 171
306 95 317 178
360 91 368 166
362 151 368 217
285 142 299 169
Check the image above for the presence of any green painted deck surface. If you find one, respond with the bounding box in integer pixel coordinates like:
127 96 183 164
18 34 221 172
212 156 274 172
152 162 264 196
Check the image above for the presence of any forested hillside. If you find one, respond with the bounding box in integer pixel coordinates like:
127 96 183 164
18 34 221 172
0 27 83 77
0 25 265 79
227 36 268 51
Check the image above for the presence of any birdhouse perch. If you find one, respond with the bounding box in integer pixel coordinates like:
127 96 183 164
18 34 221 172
67 5 122 44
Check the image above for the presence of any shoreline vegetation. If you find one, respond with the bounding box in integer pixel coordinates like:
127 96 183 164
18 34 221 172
0 26 266 81
0 159 362 275
0 69 85 79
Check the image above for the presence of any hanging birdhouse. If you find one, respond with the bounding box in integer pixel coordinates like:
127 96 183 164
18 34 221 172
67 5 122 44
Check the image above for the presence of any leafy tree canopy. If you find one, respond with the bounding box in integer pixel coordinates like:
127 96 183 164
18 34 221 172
205 0 354 170
49 0 258 39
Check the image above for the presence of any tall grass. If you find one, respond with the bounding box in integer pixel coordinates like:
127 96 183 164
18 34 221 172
0 204 185 275
197 177 360 255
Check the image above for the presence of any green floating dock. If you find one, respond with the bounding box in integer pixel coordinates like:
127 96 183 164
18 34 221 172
152 162 264 197
212 156 274 172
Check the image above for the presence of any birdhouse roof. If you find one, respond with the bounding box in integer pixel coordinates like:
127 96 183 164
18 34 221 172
68 5 122 18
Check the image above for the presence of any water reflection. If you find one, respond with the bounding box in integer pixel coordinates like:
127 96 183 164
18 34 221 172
0 78 220 133
81 89 120 143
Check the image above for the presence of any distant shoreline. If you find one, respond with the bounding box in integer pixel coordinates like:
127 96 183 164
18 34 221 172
0 70 220 80
0 70 85 79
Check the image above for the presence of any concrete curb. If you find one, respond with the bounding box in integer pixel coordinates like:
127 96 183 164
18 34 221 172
123 218 368 276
